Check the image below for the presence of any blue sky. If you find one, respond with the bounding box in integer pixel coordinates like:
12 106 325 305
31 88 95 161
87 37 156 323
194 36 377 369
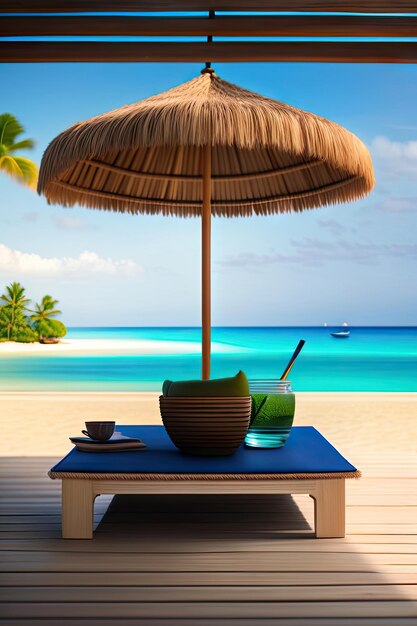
1 61 417 326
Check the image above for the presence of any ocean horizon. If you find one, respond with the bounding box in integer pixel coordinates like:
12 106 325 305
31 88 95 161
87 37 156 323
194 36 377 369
0 326 416 392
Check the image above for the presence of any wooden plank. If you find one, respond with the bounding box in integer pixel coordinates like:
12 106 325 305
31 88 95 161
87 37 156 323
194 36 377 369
2 2 417 15
1 600 417 619
0 515 312 526
346 482 417 496
0 492 60 498
2 584 417 602
85 533 417 545
93 479 318 495
348 494 417 505
0 474 59 482
0 531 63 539
1 570 416 587
4 517 416 533
8 521 414 535
2 620 417 626
361 471 417 478
347 524 417 534
2 538 417 553
1 550 416 571
1 41 417 63
0 514 101 523
1 526 416 543
3 517 415 536
0 490 60 497
347 508 417 524
3 15 417 37
0 462 54 468
0 455 57 461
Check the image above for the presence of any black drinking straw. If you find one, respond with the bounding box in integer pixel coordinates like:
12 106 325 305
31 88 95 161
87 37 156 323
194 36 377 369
280 339 306 381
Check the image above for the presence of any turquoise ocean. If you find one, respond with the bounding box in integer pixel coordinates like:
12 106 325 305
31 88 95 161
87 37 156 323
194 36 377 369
0 327 416 392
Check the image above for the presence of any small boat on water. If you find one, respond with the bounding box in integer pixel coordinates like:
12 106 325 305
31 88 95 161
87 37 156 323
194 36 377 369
330 330 350 339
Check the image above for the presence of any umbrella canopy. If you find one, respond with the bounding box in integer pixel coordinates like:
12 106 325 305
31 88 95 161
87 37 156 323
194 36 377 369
38 68 375 378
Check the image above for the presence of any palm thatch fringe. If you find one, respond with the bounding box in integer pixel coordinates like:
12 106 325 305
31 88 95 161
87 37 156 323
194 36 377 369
45 174 369 217
38 70 374 215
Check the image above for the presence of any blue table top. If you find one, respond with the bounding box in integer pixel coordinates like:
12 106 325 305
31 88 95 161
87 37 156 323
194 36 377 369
50 426 357 475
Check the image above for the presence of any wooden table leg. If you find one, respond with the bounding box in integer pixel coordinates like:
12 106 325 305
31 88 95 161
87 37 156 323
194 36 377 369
311 479 345 538
62 479 94 539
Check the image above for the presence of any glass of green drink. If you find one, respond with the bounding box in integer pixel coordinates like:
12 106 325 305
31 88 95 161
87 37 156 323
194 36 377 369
245 380 295 448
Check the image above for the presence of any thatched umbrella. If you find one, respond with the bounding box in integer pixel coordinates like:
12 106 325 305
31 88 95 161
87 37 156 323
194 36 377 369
38 68 374 379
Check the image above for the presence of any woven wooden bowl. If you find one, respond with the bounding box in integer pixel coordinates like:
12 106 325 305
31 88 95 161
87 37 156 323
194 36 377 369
159 396 252 456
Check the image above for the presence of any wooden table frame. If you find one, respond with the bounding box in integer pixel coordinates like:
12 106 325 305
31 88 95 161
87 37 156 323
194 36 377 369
60 476 345 539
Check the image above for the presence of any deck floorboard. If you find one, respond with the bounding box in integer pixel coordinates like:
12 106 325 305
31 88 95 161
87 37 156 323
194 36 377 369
0 455 416 623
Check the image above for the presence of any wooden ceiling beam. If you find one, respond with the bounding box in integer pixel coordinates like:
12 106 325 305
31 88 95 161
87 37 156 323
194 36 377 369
2 41 416 63
3 15 417 37
85 159 322 182
2 2 417 15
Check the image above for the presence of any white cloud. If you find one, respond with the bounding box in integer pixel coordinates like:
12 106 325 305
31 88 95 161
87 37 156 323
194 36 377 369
379 196 417 213
0 244 140 279
52 215 97 231
220 238 417 270
371 136 417 179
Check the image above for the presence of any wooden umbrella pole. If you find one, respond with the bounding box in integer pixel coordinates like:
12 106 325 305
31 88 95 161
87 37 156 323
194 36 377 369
202 143 212 380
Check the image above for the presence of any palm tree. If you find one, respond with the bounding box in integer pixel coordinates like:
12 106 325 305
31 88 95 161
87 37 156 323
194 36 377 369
30 295 62 324
0 306 13 342
30 295 66 342
0 282 31 340
0 113 38 188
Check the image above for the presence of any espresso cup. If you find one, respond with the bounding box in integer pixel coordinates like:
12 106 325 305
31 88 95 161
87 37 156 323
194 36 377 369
82 421 115 441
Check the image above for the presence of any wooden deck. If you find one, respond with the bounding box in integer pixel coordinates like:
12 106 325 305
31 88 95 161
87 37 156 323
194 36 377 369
0 452 416 624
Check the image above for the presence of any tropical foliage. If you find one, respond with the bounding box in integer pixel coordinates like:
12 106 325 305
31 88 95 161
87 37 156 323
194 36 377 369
0 282 32 341
0 113 38 189
30 295 66 340
30 295 62 324
0 305 38 343
0 282 66 343
36 319 67 340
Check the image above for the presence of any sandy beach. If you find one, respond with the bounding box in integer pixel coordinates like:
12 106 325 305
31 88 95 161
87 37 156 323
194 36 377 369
1 391 415 458
0 338 240 356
